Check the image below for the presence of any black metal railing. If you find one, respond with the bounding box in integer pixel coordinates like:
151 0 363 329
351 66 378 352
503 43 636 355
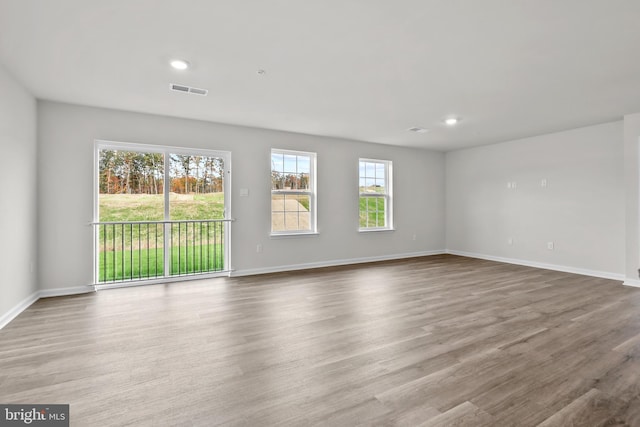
93 219 230 284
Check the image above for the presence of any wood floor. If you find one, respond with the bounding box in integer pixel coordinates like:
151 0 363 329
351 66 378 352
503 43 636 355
2 255 640 426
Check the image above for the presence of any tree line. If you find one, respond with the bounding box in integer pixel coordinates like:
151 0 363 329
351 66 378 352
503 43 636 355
99 150 224 194
271 171 310 190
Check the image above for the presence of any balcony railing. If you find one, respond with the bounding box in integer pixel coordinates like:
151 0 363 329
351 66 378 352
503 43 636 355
93 219 231 284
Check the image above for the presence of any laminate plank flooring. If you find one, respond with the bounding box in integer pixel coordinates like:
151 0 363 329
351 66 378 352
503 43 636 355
1 254 640 426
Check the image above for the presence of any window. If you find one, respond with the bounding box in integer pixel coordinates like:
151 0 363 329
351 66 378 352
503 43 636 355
271 149 317 234
359 159 392 230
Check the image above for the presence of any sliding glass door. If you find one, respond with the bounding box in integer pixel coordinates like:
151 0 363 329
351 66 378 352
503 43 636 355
94 141 231 285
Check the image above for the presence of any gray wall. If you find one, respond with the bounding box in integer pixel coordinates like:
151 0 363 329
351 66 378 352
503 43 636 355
37 101 445 290
0 63 38 318
624 112 640 283
446 121 625 277
0 93 635 322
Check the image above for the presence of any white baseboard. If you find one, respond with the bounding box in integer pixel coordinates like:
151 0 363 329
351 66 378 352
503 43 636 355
623 279 640 288
231 250 445 277
2 250 631 330
0 291 39 330
39 285 94 298
0 286 94 330
446 249 625 282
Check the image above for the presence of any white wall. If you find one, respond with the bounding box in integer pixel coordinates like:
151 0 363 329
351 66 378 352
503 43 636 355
0 63 38 321
624 112 640 284
446 121 625 278
37 101 445 290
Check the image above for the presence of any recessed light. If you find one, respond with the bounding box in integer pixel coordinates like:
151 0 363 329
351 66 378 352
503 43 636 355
257 69 266 75
408 127 429 133
444 117 460 126
170 59 190 70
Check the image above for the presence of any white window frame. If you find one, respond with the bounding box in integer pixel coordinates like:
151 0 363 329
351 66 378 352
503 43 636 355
359 158 393 232
270 148 317 236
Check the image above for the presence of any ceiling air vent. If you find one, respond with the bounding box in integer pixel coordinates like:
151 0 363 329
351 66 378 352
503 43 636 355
189 87 208 96
170 83 208 96
170 84 189 92
408 127 428 133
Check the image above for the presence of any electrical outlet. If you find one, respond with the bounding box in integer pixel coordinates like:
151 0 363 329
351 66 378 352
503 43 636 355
547 241 554 250
541 179 548 188
256 244 263 253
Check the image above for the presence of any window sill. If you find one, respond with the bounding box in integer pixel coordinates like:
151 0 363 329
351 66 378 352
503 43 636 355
359 228 395 233
270 232 320 239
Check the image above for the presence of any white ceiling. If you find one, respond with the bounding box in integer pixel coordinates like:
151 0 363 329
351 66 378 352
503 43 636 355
1 0 639 151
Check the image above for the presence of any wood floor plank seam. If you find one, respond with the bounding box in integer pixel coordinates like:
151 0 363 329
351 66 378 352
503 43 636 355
1 254 639 426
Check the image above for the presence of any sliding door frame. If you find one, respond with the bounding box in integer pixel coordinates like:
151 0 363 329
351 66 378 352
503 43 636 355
93 139 232 288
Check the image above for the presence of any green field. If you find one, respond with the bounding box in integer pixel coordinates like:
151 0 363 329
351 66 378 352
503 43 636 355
97 192 225 281
99 192 225 221
359 196 386 228
98 244 224 282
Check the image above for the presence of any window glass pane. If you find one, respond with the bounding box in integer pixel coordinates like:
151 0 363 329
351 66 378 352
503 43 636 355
296 194 310 211
270 149 314 233
376 198 386 227
271 192 311 231
299 173 310 190
365 162 375 178
98 149 164 222
364 177 376 192
298 156 310 174
283 173 297 190
284 155 298 174
359 196 385 228
298 212 311 229
376 199 382 226
358 158 391 229
271 155 282 190
271 170 283 190
271 153 284 173
169 155 225 220
271 212 286 231
359 177 366 190
360 162 387 194
359 197 368 228
271 195 285 211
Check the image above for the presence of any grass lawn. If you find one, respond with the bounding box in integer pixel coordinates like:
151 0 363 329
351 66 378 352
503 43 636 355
99 192 225 221
99 244 224 282
97 192 226 281
359 196 386 228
